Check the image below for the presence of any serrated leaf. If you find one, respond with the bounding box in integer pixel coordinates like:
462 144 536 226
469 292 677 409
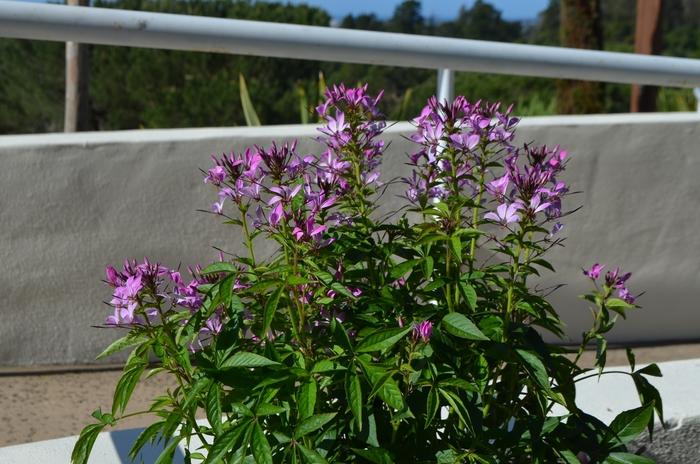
352 447 394 464
154 437 182 464
356 327 412 353
458 281 477 310
96 334 149 360
604 452 655 464
295 412 337 438
449 236 463 263
206 383 223 436
346 370 363 432
221 352 280 368
129 420 166 461
389 259 422 280
608 403 654 445
112 360 146 416
256 403 287 416
423 256 434 280
251 423 272 464
203 423 250 464
442 313 488 340
298 444 329 464
201 261 238 275
425 387 439 427
558 450 581 464
298 378 317 420
637 363 662 377
262 285 283 337
516 349 550 392
378 377 404 411
71 423 105 464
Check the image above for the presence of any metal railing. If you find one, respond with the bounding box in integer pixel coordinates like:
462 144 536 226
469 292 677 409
2 0 700 109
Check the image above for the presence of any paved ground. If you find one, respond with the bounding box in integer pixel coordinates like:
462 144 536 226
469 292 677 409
2 343 700 448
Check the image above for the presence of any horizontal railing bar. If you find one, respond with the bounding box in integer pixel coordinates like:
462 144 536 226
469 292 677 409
2 1 700 88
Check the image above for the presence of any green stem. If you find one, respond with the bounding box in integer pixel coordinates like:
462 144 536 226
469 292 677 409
240 206 257 267
469 170 487 269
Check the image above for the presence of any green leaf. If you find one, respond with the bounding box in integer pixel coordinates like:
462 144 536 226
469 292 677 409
457 281 478 310
112 360 146 416
262 285 284 337
333 321 353 353
298 444 329 464
558 450 581 464
154 437 182 464
377 377 405 411
442 313 488 341
346 370 363 431
425 387 439 427
352 447 394 464
295 412 337 438
389 259 422 280
129 420 166 461
608 403 654 445
251 423 272 464
206 383 223 436
203 424 250 464
516 349 550 392
604 452 655 464
423 255 434 280
239 73 261 126
221 352 280 368
298 378 317 420
96 334 149 360
256 403 287 416
449 236 463 263
71 423 105 464
287 275 309 285
356 327 412 353
201 261 238 275
637 363 662 377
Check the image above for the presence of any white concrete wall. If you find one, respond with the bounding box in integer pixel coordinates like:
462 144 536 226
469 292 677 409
1 113 699 366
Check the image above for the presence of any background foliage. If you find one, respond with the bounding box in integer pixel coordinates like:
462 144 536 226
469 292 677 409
1 0 700 134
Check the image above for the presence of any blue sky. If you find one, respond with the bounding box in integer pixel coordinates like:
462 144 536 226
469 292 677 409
264 0 550 21
18 0 550 21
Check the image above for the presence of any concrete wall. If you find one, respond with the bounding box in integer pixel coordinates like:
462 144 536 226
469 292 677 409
1 113 699 366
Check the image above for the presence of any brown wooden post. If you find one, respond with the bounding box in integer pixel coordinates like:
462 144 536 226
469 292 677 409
557 0 605 114
64 0 91 132
630 0 663 112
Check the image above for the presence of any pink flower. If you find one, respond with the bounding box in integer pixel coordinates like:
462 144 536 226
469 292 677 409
583 263 605 280
412 320 433 343
484 202 522 225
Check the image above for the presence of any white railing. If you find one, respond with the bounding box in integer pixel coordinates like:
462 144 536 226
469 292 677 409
2 0 700 108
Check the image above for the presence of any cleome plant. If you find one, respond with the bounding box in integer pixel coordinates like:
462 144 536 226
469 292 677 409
73 84 662 464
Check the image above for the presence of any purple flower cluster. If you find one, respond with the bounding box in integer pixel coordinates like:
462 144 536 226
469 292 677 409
105 259 226 349
583 263 636 304
205 84 387 248
493 143 569 228
405 97 519 207
412 320 433 343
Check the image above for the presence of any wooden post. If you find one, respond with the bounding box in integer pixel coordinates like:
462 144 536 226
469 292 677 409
557 0 605 114
630 0 663 112
64 0 91 132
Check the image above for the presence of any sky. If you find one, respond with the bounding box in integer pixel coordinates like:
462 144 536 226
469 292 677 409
263 0 550 21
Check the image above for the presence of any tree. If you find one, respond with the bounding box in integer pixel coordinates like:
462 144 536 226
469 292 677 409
557 0 606 114
387 0 424 35
630 0 663 112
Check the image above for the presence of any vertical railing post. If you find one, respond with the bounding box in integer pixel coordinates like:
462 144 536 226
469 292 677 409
436 68 454 103
64 0 90 132
694 88 700 113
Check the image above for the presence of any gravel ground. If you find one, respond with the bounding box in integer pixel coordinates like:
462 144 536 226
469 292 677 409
2 343 700 448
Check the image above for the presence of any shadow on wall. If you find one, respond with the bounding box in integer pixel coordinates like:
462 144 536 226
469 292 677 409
110 427 185 463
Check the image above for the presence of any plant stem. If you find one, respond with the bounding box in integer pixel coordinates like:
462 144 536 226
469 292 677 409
240 205 257 267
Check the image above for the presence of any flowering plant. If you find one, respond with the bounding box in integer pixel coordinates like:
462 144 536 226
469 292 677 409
73 85 662 464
